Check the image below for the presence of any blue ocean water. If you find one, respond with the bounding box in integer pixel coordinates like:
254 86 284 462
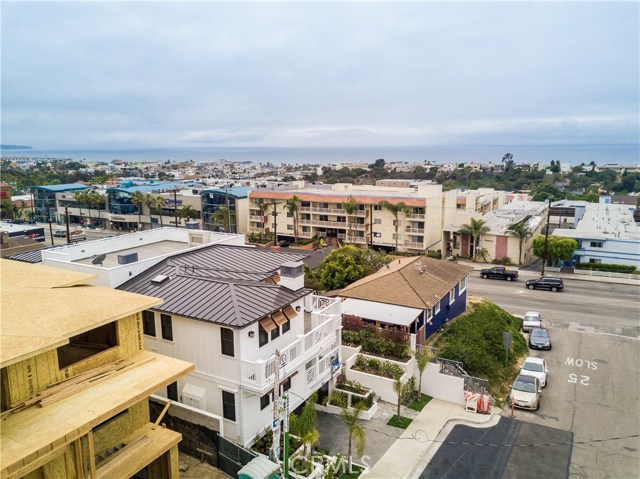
2 144 638 166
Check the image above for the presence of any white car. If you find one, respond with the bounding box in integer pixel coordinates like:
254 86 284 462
522 311 542 333
520 356 548 388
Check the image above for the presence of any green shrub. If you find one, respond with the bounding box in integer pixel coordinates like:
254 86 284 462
401 376 417 405
434 301 528 397
366 357 381 370
576 263 636 273
328 391 348 408
426 250 442 259
381 361 403 380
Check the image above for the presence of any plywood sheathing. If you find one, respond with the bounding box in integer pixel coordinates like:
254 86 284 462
1 350 194 479
0 260 163 368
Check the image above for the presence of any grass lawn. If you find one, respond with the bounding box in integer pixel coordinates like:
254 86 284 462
408 394 433 412
339 464 365 479
387 415 412 429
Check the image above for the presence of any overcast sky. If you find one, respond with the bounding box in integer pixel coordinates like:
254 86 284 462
2 1 638 149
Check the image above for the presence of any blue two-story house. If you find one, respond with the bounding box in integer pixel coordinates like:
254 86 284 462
337 256 473 347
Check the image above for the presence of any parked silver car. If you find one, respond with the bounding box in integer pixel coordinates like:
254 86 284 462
508 374 541 410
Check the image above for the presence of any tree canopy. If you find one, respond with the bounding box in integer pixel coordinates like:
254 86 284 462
532 235 578 265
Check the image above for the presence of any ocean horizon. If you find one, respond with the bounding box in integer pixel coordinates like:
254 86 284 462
2 144 638 167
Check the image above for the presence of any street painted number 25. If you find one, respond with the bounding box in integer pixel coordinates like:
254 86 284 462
568 373 590 386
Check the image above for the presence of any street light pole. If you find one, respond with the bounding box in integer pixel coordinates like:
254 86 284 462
173 189 178 228
541 197 553 276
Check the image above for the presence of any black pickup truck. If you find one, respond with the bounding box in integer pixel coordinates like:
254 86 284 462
480 266 518 281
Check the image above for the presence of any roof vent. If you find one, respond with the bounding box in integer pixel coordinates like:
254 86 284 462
151 274 170 285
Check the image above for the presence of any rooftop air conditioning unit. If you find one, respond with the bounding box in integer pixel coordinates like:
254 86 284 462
117 252 139 265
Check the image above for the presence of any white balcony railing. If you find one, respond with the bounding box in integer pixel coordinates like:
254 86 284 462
403 241 425 249
405 228 425 234
406 213 426 220
240 295 341 390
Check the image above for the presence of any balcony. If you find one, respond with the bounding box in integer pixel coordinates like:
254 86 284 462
240 296 341 392
249 215 265 222
406 213 426 220
403 241 425 249
405 227 425 234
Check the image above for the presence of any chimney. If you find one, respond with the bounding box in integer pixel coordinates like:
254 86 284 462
279 260 305 291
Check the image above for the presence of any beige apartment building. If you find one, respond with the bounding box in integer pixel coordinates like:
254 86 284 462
249 183 517 254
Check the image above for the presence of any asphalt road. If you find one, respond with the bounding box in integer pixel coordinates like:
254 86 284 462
467 272 640 338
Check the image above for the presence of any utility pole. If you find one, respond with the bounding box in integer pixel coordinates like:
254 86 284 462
541 197 553 276
46 205 54 246
271 200 279 245
173 189 178 228
65 207 70 244
283 393 289 479
225 187 232 233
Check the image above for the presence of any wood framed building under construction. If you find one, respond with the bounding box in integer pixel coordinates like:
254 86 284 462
0 260 195 479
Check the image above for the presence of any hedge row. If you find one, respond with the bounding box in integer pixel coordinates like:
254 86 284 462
576 263 637 273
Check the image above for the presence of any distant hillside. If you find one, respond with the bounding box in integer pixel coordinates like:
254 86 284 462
1 145 33 150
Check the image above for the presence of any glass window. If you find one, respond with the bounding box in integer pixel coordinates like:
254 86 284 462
142 310 156 337
161 314 173 341
282 319 291 334
260 393 271 410
167 381 178 401
222 391 236 421
449 289 455 304
271 326 280 341
281 378 291 393
221 327 235 357
259 325 269 347
459 277 467 292
434 302 441 315
590 241 603 248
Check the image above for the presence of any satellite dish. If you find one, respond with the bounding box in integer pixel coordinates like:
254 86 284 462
92 254 107 265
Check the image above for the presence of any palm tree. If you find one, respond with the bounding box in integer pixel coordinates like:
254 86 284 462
88 191 105 227
177 204 198 226
255 200 271 241
130 190 146 230
393 378 404 420
508 221 533 265
212 206 236 232
152 196 165 227
284 195 301 243
340 402 366 472
379 200 409 251
458 217 490 261
75 190 92 227
144 193 156 229
413 348 433 399
342 196 360 243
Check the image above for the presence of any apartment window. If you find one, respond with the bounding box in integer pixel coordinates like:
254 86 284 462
319 215 329 221
449 289 456 304
221 327 235 357
160 314 173 341
322 203 329 209
287 224 294 230
281 317 291 334
222 391 236 421
167 381 178 401
459 277 467 293
374 204 382 211
301 201 311 207
287 212 293 218
259 325 269 347
589 258 602 264
142 310 156 337
374 218 382 225
260 393 271 410
281 378 291 393
590 241 604 248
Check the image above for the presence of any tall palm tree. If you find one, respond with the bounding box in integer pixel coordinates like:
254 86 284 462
255 200 271 241
284 195 301 243
144 193 156 229
152 196 165 227
413 348 433 399
177 204 198 226
88 191 105 227
379 200 409 251
75 190 92 227
508 221 533 265
289 392 319 458
130 190 146 230
458 217 490 262
340 403 366 472
342 196 360 243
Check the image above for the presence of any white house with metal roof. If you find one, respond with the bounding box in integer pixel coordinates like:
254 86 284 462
117 244 342 447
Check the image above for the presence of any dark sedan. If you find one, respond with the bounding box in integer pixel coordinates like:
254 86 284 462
525 276 564 292
529 327 552 350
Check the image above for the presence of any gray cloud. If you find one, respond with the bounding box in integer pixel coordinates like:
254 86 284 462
1 1 638 148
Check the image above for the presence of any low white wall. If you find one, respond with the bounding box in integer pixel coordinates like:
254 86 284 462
421 362 465 406
315 401 378 421
573 269 640 280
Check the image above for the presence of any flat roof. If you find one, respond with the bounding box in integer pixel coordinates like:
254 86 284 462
0 260 163 367
32 183 88 192
554 203 639 241
73 240 187 268
341 298 422 327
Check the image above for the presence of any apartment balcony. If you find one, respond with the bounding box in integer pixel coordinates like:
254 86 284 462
249 215 265 222
405 227 425 234
248 227 263 234
240 295 341 393
406 213 426 220
403 240 425 249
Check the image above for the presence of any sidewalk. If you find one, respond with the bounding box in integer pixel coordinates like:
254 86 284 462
362 398 499 479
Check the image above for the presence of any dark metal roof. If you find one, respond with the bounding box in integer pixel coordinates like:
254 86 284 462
4 245 58 264
118 244 310 328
